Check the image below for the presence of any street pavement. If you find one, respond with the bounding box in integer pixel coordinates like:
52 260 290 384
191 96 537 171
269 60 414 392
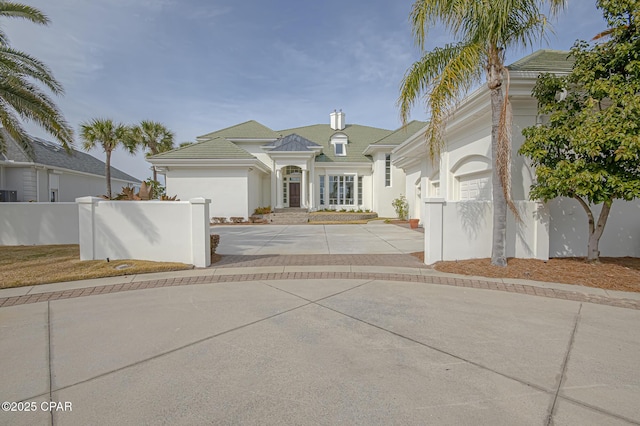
1 224 638 425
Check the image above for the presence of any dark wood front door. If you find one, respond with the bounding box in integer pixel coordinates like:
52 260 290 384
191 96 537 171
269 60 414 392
289 183 300 207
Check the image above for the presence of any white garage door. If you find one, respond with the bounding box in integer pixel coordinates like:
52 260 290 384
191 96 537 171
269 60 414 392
458 174 491 200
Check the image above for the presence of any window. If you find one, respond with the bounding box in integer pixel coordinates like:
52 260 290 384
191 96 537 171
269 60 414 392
319 175 325 205
284 165 301 175
385 154 391 187
357 176 363 205
328 175 354 205
331 133 348 156
282 177 288 204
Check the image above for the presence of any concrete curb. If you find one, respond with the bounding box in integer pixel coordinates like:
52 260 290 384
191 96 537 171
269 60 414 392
1 265 639 310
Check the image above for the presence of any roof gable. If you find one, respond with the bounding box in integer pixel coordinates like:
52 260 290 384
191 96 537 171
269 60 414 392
264 133 322 152
507 49 573 73
371 120 427 146
197 120 279 140
279 124 392 163
150 137 255 160
2 131 140 182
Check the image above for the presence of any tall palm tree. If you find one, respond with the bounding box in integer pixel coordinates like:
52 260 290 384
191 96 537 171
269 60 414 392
399 0 565 266
128 120 174 182
80 118 130 198
0 2 73 155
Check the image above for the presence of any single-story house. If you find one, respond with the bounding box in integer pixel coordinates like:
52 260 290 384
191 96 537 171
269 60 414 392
0 130 141 202
149 113 426 219
393 49 640 262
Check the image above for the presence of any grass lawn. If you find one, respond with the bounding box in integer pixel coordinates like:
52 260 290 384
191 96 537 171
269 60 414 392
0 245 193 289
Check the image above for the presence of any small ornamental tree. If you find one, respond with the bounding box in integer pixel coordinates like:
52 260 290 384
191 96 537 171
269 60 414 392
519 0 640 262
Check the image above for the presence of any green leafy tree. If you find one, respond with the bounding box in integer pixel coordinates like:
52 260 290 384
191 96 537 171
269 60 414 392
128 120 175 182
0 2 73 154
398 0 565 266
80 118 131 199
520 0 640 262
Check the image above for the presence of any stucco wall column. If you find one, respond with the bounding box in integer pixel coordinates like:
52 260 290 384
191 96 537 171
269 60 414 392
275 168 283 208
301 169 307 208
309 161 315 210
270 164 277 209
424 198 445 265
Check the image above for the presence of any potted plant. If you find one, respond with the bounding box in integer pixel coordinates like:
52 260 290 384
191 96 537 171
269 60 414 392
409 218 419 229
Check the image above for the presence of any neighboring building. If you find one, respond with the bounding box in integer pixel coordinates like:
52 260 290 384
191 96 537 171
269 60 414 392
393 49 640 261
0 130 141 202
149 113 426 219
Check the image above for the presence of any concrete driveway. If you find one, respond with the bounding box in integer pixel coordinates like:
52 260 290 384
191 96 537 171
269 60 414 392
211 223 425 255
1 274 639 425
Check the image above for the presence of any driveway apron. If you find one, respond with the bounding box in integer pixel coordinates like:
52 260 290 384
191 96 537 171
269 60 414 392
211 224 424 255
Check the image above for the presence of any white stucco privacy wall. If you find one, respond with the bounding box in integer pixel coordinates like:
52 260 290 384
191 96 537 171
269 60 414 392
77 197 211 267
0 202 79 245
165 168 248 219
423 199 549 264
548 197 640 258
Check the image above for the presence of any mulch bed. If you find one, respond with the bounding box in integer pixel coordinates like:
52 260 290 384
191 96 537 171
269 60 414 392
431 256 640 293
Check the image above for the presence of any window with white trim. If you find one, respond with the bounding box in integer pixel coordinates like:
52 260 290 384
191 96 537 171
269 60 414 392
357 176 363 205
319 175 325 205
385 154 391 187
331 133 348 157
328 175 354 205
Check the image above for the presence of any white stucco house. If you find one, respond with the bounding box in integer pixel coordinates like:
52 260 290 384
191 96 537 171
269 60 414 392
149 113 426 219
0 130 141 202
393 49 640 262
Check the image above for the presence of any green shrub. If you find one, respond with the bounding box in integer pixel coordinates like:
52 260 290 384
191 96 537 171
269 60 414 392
253 206 272 215
210 234 220 256
391 195 409 220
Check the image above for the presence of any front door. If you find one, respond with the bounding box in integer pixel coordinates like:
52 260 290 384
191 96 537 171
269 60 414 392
289 182 300 207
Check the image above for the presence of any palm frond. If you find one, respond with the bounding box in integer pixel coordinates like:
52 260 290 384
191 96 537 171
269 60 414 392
0 98 28 155
0 75 73 150
0 2 49 25
0 46 64 94
0 2 72 155
398 42 483 159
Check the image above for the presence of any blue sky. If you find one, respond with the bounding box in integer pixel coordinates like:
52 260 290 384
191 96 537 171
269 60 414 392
5 0 606 180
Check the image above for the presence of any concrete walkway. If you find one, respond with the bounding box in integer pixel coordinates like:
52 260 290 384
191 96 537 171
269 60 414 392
1 256 639 425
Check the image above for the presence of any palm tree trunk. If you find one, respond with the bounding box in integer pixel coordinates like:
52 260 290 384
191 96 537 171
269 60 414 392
106 149 112 199
152 166 157 183
488 47 507 266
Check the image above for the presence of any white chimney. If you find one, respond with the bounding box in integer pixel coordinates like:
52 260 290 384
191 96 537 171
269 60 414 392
330 109 345 130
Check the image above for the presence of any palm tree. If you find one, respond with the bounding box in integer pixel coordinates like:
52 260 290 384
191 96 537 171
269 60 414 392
128 120 175 182
80 118 130 198
399 0 565 266
0 2 73 155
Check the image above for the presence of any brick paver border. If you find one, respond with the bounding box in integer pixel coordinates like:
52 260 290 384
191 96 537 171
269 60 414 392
1 271 638 310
